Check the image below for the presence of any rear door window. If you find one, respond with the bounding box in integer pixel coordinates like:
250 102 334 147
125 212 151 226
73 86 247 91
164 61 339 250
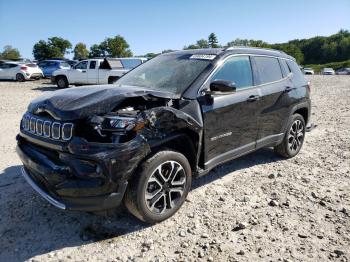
211 56 253 89
89 61 96 69
254 56 283 84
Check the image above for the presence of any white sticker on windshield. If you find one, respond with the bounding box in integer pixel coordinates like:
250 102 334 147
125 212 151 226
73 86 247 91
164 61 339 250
189 54 216 60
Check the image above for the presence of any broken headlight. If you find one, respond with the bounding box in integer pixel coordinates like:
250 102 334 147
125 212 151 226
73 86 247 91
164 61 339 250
108 116 137 131
89 115 145 139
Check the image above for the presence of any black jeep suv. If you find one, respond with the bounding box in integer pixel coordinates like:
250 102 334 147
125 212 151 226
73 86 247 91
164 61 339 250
17 47 310 223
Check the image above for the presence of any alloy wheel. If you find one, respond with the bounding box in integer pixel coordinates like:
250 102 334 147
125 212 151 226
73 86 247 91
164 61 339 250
288 119 304 152
145 161 187 215
57 78 65 88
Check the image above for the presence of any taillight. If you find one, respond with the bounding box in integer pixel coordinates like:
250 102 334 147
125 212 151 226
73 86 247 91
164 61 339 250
20 66 28 71
307 81 311 93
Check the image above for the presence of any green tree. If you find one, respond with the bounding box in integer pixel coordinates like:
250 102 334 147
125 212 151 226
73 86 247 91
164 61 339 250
227 38 249 47
48 37 72 55
89 35 133 58
183 44 199 50
272 43 304 64
144 52 159 58
88 44 105 58
32 37 72 60
162 49 175 54
0 45 21 60
226 38 270 48
102 35 133 57
73 42 89 60
196 39 209 48
208 33 219 48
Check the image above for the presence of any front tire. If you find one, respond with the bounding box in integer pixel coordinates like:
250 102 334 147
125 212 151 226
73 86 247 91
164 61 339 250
16 73 25 82
125 150 192 223
274 113 305 158
56 76 69 88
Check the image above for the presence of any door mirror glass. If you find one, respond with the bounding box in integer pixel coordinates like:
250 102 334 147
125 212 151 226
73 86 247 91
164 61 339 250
209 80 236 93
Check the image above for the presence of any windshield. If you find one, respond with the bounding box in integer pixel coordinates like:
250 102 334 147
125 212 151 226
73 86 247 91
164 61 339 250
115 53 212 94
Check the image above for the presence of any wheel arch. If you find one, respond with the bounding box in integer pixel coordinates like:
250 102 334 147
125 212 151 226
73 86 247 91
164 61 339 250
293 107 308 125
54 74 69 82
148 130 199 172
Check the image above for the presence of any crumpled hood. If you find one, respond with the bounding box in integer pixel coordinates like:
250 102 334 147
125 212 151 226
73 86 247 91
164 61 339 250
27 85 179 121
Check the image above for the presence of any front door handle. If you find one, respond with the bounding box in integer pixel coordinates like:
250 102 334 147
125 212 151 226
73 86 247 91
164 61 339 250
284 86 296 92
247 95 260 102
82 70 86 73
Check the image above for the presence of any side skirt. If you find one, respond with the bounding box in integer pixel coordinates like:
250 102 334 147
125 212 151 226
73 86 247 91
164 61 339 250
196 133 284 177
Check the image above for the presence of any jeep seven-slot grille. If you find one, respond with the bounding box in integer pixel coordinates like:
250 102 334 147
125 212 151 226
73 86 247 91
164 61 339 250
21 114 74 141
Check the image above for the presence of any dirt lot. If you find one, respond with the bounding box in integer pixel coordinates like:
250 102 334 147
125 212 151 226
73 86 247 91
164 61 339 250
0 76 349 262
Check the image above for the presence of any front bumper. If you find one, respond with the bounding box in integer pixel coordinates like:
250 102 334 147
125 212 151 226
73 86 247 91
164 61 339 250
21 167 66 209
16 132 148 211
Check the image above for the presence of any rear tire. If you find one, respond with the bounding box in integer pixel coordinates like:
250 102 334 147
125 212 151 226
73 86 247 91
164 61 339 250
56 76 69 88
274 113 305 158
124 150 192 223
16 73 25 82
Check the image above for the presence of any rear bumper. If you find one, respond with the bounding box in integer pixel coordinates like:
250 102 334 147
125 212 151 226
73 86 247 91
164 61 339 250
23 72 43 80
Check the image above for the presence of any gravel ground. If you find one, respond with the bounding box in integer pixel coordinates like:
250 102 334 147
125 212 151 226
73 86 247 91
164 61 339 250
0 76 349 262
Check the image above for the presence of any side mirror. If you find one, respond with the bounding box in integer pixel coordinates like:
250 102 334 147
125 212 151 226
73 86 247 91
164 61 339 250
209 80 236 94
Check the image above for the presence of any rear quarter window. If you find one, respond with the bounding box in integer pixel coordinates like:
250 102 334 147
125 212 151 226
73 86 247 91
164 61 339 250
254 56 283 84
286 60 306 86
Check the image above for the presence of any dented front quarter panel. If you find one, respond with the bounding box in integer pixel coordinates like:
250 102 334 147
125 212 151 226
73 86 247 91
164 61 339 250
67 135 151 183
17 86 204 211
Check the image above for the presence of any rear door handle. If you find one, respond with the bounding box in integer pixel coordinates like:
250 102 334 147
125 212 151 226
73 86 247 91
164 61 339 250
284 86 296 92
247 95 260 102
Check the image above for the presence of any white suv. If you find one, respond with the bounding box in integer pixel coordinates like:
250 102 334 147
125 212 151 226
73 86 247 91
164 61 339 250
0 62 43 81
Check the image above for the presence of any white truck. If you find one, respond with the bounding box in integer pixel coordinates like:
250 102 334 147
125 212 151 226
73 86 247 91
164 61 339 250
51 57 147 88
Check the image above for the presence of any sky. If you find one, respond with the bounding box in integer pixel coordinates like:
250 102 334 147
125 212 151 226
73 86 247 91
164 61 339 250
0 0 349 59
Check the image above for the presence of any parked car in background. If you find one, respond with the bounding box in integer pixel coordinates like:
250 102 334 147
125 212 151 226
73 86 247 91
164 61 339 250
17 47 310 223
0 62 43 81
303 67 314 75
37 60 71 78
66 60 78 67
51 57 147 88
322 68 335 75
335 67 350 75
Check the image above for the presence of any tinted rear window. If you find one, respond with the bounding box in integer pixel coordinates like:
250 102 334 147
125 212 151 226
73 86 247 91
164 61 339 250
254 56 283 84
